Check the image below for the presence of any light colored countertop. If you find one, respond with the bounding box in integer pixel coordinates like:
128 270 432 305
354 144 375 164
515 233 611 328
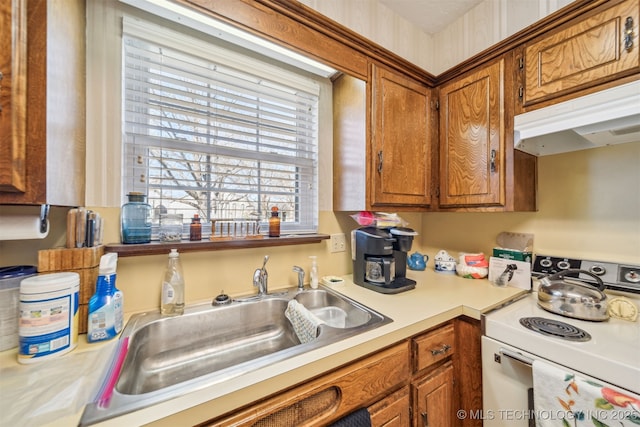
0 270 527 427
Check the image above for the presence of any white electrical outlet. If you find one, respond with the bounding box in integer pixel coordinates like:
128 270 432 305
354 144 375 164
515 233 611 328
330 233 346 253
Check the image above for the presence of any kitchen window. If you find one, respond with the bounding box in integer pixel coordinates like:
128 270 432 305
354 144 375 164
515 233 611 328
122 18 320 236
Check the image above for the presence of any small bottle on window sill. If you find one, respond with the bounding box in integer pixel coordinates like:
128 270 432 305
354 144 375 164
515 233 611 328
189 214 202 241
268 207 280 237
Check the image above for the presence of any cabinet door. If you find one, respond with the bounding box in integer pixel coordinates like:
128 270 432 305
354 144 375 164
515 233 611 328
524 0 640 106
369 386 411 427
413 361 454 427
0 0 27 193
371 65 433 208
438 59 504 208
0 0 85 206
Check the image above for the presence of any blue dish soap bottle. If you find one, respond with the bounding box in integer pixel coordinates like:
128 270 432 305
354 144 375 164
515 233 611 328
87 253 124 343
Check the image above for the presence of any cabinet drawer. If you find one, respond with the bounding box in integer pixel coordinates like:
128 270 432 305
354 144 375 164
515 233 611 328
413 323 455 372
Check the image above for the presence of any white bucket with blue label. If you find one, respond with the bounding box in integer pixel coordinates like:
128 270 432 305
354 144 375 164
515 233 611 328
18 272 79 363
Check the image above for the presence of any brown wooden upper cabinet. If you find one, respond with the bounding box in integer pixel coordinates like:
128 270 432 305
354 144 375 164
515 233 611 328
438 55 536 211
0 0 27 195
370 64 434 209
333 64 434 211
521 0 640 107
438 58 505 208
0 0 85 206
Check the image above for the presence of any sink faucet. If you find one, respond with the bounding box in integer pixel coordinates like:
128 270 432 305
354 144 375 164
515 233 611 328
253 255 269 296
292 266 305 291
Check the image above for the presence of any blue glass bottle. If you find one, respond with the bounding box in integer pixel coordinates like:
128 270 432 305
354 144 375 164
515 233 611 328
121 192 152 244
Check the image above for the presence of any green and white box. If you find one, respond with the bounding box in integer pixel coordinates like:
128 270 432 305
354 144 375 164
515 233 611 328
492 248 532 263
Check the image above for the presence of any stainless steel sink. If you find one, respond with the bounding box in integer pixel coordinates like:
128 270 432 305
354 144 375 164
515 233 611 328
80 286 391 425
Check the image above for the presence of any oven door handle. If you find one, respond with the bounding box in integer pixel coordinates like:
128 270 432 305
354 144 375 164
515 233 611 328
499 348 534 366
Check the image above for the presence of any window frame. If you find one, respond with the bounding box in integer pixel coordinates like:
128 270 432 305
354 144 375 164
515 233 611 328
85 1 334 239
122 18 320 236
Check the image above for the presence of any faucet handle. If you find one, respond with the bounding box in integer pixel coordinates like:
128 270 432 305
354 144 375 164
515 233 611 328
293 265 305 290
253 268 263 288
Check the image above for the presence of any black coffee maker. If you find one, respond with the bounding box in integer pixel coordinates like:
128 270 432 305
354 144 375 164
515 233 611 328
353 226 418 294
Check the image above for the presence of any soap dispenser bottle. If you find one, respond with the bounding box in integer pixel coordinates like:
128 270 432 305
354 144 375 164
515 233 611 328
309 256 319 289
161 249 185 316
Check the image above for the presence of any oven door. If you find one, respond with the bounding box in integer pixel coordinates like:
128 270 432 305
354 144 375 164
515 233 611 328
482 336 536 427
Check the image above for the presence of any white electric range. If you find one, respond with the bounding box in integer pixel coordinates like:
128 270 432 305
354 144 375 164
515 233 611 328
482 255 640 426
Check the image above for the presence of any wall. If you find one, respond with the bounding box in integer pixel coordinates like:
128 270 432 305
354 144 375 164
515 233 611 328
299 0 573 74
298 0 434 73
419 143 640 265
431 0 573 74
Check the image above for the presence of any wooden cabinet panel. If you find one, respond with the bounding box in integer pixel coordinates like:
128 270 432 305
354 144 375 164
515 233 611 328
454 317 483 427
209 342 410 426
371 65 434 208
0 0 27 193
523 0 640 106
413 323 455 373
413 361 455 427
438 59 504 208
369 386 411 427
333 65 434 211
0 0 85 206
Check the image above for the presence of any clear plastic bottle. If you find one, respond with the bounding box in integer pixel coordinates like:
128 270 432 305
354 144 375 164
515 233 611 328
161 249 185 316
309 256 319 289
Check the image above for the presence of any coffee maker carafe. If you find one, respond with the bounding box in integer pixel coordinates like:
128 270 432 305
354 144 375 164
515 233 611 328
353 227 418 294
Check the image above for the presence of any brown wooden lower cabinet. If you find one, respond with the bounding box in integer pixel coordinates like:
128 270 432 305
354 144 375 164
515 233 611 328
369 386 411 427
205 342 410 426
204 319 481 426
412 361 455 427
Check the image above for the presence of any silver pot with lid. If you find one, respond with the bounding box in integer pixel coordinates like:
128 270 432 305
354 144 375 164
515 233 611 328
537 269 609 321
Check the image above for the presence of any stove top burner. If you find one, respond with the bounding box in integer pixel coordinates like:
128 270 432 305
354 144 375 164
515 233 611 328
519 317 591 342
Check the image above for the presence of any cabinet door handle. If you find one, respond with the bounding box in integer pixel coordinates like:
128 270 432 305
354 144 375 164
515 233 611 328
421 411 428 426
490 149 497 173
377 150 383 174
430 344 451 356
625 17 634 51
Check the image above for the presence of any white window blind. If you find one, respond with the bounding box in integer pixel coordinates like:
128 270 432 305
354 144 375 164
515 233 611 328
122 18 319 235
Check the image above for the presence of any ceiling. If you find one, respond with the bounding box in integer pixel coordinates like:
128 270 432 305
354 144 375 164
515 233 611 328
378 0 484 34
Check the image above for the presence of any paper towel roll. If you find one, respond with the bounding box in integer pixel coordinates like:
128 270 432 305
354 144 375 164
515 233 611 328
0 215 49 240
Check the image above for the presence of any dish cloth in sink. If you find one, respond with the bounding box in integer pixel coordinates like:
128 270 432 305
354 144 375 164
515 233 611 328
285 299 324 344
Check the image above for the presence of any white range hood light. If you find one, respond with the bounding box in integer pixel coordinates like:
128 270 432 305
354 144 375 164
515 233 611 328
514 80 640 156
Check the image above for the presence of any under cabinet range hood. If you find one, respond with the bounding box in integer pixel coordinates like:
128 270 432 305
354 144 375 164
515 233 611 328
514 80 640 156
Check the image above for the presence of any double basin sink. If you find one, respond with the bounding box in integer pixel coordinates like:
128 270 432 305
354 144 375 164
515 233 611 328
80 286 391 425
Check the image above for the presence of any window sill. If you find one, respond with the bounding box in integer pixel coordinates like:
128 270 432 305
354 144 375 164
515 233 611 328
105 234 330 257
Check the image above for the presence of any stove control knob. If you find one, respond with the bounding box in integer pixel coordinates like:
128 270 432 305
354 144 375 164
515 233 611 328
557 260 571 270
589 265 606 276
540 258 553 268
624 270 640 283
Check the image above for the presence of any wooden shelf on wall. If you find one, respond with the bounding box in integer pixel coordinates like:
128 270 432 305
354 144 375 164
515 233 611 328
105 234 330 257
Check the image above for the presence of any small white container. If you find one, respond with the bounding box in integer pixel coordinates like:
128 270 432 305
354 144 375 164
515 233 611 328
18 272 79 363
